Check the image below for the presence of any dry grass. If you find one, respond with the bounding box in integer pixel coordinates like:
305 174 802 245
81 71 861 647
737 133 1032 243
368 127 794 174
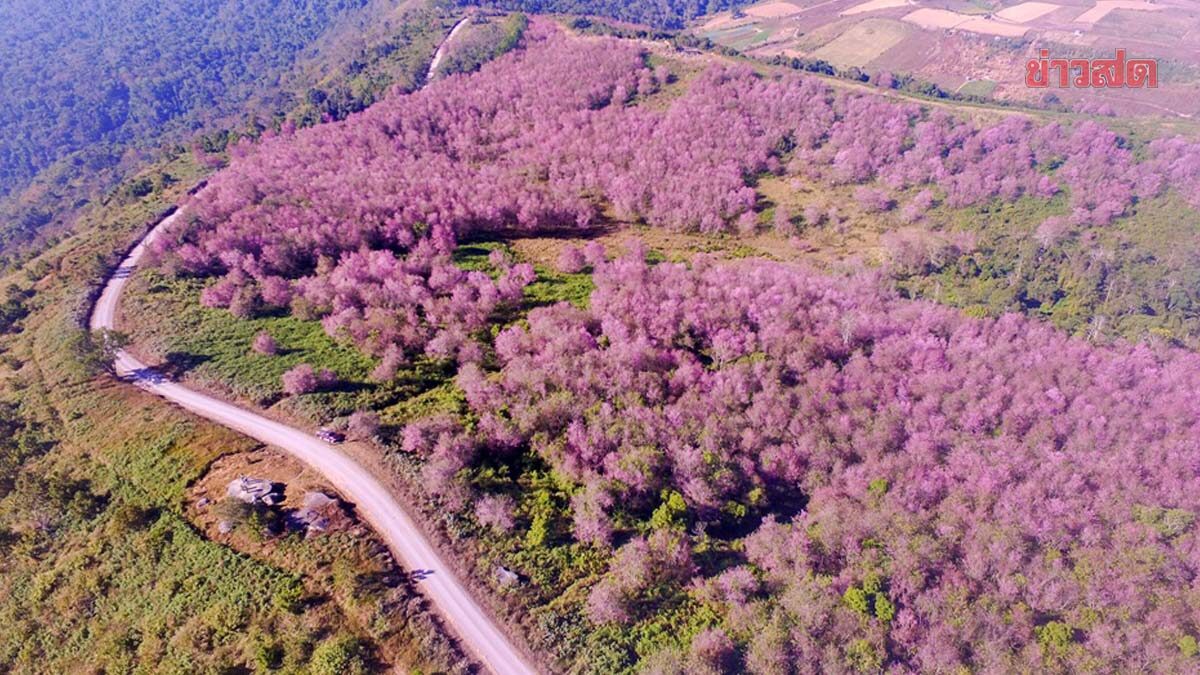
1075 0 1162 24
901 7 1029 36
746 1 805 18
811 18 912 68
840 0 913 17
995 1 1061 23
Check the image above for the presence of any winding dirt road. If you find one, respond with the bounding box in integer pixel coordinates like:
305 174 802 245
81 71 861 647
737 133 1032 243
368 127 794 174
90 210 538 675
427 15 472 82
90 15 538 666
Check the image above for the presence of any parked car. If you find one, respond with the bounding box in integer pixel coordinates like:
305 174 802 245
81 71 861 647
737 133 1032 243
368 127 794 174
316 428 344 444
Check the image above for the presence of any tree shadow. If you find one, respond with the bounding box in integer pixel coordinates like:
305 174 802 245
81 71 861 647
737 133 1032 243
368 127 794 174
322 379 371 395
158 351 212 378
462 221 617 243
409 568 436 582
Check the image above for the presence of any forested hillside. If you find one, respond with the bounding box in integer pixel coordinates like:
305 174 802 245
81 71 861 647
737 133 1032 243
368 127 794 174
0 3 479 671
0 0 372 199
0 0 459 264
0 154 468 671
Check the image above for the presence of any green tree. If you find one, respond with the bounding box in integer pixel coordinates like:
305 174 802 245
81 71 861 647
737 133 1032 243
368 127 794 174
650 489 687 531
843 587 870 615
310 635 364 675
68 328 129 376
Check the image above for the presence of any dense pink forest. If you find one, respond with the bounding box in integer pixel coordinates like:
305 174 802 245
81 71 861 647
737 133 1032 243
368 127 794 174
450 251 1200 671
156 22 1200 362
154 20 1200 670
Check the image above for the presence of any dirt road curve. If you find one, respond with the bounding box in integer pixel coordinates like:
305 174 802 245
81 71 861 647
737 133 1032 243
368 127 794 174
90 211 539 674
427 15 471 82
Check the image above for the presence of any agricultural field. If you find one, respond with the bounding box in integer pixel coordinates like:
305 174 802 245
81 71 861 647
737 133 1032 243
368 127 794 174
810 18 913 68
694 0 1200 118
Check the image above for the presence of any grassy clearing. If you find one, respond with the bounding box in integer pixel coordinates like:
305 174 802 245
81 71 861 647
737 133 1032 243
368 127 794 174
810 19 911 69
957 78 997 98
895 190 1200 346
122 238 595 431
126 272 377 404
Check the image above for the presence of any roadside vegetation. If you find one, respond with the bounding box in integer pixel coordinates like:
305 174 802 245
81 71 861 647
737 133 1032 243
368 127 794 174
435 13 531 78
0 4 492 671
0 157 468 673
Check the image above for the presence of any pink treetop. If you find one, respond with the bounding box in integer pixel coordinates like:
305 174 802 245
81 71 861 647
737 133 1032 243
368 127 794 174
347 410 381 439
251 330 278 355
281 363 319 396
555 245 587 274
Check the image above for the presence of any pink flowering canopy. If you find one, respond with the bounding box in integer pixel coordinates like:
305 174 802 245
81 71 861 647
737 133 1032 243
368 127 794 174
150 21 1200 670
457 251 1200 670
156 22 1200 365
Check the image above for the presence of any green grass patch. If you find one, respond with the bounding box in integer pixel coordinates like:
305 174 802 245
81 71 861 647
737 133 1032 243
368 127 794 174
897 190 1200 346
957 79 998 98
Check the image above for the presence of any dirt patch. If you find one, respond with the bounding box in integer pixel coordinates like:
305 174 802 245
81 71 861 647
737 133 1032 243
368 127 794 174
811 18 913 68
902 7 969 30
840 0 913 16
902 8 1029 37
191 447 361 538
1074 0 1163 24
747 1 805 18
957 17 1029 37
995 1 1061 23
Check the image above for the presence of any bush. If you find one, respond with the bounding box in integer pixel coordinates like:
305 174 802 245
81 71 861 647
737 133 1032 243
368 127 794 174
1036 621 1075 652
252 331 278 356
649 490 687 531
853 186 894 212
347 410 380 440
474 494 516 532
309 635 364 675
843 587 870 615
271 579 305 614
280 363 335 396
556 245 587 274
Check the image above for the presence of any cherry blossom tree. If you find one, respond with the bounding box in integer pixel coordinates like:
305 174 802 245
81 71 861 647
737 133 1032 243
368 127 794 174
281 363 318 395
251 330 278 355
347 410 380 440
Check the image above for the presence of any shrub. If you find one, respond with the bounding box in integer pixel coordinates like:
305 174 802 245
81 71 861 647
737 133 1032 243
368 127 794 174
251 331 278 356
309 635 363 675
649 490 687 531
556 245 587 274
853 185 895 212
1036 621 1075 652
281 364 318 396
843 587 870 615
347 410 380 440
474 494 516 532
